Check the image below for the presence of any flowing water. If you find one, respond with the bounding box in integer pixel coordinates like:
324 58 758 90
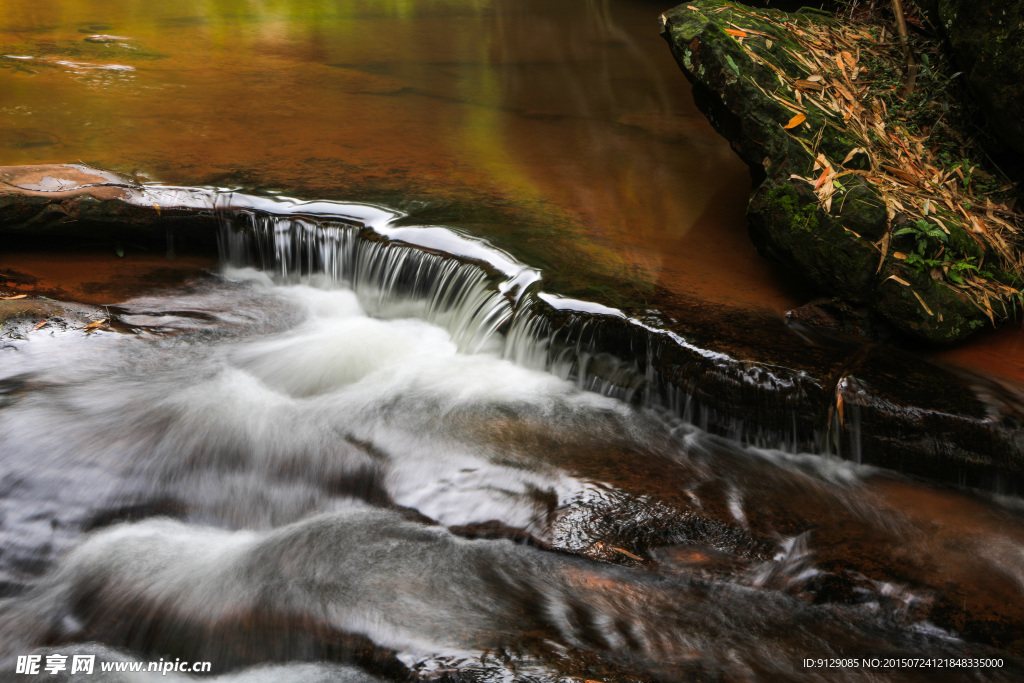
2 1 1024 681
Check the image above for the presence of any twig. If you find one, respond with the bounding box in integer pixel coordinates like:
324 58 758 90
890 0 917 92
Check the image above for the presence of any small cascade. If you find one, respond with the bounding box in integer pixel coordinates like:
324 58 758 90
217 205 819 455
214 203 1024 493
219 211 514 354
500 297 816 452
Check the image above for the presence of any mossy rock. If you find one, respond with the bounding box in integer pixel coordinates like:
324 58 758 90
661 1 991 343
748 177 878 301
874 260 988 342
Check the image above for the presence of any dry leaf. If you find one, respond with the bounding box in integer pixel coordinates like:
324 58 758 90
32 320 47 330
877 232 892 272
882 165 919 185
783 113 806 129
814 166 831 190
912 290 934 316
794 79 824 91
841 147 866 165
725 28 749 38
766 39 773 48
886 275 911 286
893 251 907 260
610 546 644 561
1 294 27 300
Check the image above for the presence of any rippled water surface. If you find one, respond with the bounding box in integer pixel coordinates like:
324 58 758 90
3 1 1024 681
0 253 1021 680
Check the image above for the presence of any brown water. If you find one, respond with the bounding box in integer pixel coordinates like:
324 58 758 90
3 1 1024 681
0 0 803 313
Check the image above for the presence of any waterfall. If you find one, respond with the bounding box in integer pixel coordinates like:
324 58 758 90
216 205 817 454
218 211 515 355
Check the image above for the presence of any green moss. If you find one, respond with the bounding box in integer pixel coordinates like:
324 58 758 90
764 183 821 232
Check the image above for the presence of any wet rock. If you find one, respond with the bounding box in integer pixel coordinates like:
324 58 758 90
1 163 1022 490
0 164 219 249
527 293 1024 492
785 298 886 340
5 508 1010 681
0 297 63 327
660 1 990 342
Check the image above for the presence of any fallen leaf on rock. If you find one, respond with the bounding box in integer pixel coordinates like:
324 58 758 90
32 320 47 330
814 166 831 190
783 113 806 129
795 79 824 91
912 290 935 316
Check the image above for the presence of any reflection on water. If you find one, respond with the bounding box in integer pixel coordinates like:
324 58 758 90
0 0 790 312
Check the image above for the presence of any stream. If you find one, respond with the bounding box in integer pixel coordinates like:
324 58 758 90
0 205 1021 681
2 0 1024 681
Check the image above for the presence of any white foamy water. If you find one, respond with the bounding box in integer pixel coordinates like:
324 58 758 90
1 244 1022 680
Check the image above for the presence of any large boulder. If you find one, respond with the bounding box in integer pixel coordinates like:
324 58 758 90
660 1 1005 343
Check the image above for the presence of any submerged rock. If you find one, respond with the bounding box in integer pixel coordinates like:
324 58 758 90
660 1 1013 343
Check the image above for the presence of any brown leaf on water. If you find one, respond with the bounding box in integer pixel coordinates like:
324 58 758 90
32 320 47 330
783 113 806 129
1 294 27 300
